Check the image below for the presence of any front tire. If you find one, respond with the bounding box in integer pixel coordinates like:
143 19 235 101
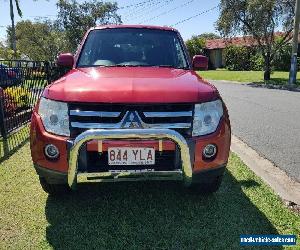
188 175 223 194
39 177 70 196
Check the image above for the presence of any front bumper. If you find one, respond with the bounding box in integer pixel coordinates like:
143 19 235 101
31 111 231 187
68 129 193 189
34 163 226 186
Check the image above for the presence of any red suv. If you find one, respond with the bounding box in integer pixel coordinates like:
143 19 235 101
30 25 231 195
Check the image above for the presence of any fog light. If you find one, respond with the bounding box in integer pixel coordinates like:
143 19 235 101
203 144 217 159
45 144 59 159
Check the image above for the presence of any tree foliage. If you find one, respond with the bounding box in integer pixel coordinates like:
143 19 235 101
185 35 206 58
4 0 121 60
56 0 122 52
216 0 295 80
272 39 293 71
6 20 68 61
0 42 21 60
197 33 220 40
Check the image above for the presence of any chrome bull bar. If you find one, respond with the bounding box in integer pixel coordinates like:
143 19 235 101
68 129 193 189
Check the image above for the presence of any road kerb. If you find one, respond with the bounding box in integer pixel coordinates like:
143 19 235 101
231 135 300 205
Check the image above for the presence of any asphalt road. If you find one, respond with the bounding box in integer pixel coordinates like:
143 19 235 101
211 80 300 182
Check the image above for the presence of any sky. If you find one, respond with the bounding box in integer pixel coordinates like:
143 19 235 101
0 0 221 43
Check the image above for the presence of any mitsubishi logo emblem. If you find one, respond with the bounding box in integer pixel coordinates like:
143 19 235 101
121 111 143 128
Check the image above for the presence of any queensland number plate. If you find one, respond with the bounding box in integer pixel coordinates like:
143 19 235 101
108 147 155 165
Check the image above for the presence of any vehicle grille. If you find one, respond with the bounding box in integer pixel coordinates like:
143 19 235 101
68 103 194 138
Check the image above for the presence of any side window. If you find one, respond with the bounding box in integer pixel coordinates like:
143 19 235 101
174 38 187 68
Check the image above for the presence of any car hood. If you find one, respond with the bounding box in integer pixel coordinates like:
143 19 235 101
43 67 218 103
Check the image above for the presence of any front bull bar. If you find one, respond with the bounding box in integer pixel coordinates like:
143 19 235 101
68 129 193 189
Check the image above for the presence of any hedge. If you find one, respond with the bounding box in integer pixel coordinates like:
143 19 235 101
224 44 298 71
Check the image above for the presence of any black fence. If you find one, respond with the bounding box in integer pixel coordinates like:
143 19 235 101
0 60 68 158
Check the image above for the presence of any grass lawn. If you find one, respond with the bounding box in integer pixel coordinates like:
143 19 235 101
0 144 299 249
198 69 300 85
0 125 29 160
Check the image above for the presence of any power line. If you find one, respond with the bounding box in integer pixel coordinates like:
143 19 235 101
121 0 161 20
5 1 158 21
122 0 168 21
28 14 56 18
171 4 220 27
119 0 159 10
125 0 177 22
138 0 195 24
2 1 158 25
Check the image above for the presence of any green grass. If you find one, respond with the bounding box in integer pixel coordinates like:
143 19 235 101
0 144 299 249
0 125 29 159
198 69 300 85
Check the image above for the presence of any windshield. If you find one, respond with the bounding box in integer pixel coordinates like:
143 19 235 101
77 28 189 69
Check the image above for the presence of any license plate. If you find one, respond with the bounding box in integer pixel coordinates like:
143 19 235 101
108 147 155 165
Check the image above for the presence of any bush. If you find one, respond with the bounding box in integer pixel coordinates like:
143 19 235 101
4 87 31 110
0 88 17 116
272 43 292 71
224 44 294 72
250 53 264 71
224 46 255 71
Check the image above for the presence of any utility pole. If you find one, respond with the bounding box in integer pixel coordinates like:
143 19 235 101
289 0 300 85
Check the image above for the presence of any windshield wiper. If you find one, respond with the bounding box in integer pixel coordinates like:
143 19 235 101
79 64 188 69
114 64 150 67
113 64 188 69
78 65 111 68
150 65 188 69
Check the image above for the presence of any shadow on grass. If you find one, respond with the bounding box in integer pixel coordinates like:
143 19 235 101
247 79 300 92
45 170 282 250
0 125 29 163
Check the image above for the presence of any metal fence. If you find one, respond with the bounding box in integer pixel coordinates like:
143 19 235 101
0 60 68 157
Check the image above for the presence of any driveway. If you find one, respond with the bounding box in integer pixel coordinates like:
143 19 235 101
211 80 300 182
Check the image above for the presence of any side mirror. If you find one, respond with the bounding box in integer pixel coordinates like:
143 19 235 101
57 53 74 68
192 55 208 71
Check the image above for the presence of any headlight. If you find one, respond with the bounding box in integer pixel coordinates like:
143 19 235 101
192 99 223 136
38 97 70 136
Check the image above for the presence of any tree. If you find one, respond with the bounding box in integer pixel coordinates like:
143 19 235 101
216 0 296 80
0 41 21 59
198 33 220 40
0 41 4 53
56 0 122 52
7 20 68 61
185 33 220 58
185 35 206 58
7 0 22 56
273 38 293 71
4 0 43 58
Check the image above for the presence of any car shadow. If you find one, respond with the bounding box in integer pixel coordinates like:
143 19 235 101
45 169 282 250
